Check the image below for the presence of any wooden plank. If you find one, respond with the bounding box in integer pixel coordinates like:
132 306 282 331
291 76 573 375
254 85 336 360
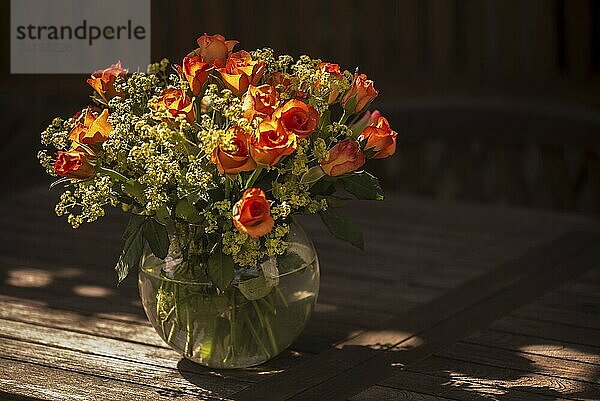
0 317 297 386
428 0 455 74
398 355 598 400
529 290 600 316
379 369 570 401
490 315 600 348
234 231 600 400
564 0 593 76
350 384 455 401
0 358 227 401
0 336 246 397
286 235 600 401
0 296 166 348
513 302 600 331
440 342 600 384
464 329 600 365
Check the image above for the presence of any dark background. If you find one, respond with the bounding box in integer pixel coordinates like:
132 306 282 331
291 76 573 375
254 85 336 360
1 0 600 213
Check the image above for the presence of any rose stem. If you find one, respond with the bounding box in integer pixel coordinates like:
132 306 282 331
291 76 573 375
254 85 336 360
259 297 275 314
274 287 288 308
245 165 265 188
184 306 192 357
263 312 279 354
251 300 267 328
244 314 269 357
161 306 175 337
229 290 237 359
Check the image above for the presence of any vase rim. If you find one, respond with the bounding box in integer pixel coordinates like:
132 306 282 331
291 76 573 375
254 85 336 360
139 244 317 286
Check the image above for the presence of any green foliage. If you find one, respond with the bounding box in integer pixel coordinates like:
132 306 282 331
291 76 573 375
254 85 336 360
143 218 169 259
175 199 202 224
238 275 273 300
319 208 364 250
300 166 325 185
115 216 145 284
207 248 235 290
342 171 384 201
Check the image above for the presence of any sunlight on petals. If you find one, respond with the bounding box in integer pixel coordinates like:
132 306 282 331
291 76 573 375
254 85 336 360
7 268 53 288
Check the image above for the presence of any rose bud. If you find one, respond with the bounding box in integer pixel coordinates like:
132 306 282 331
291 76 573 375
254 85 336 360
153 88 195 123
320 139 366 177
349 109 381 137
341 73 378 114
68 107 112 145
317 62 345 104
191 34 238 67
182 55 211 95
217 51 266 96
359 116 397 159
232 188 275 238
242 84 280 121
249 119 297 166
54 150 95 179
86 61 128 102
211 126 256 175
272 99 319 139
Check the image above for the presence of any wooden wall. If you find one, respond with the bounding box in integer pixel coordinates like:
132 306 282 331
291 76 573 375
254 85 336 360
1 0 599 211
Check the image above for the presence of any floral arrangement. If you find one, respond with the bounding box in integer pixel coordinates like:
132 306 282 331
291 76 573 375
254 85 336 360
39 33 397 287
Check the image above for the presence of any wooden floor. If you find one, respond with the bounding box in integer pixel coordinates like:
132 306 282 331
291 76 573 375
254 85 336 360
0 188 599 401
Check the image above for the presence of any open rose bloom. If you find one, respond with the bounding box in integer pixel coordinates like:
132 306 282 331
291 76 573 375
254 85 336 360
38 33 398 368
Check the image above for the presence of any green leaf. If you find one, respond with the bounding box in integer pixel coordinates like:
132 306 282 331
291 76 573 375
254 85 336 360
341 171 385 201
300 165 326 185
310 179 335 196
318 109 331 131
123 215 145 240
207 249 235 290
115 217 145 284
154 204 171 225
143 219 169 259
276 252 306 272
122 180 146 204
319 208 364 250
238 275 273 300
323 195 351 208
175 198 202 223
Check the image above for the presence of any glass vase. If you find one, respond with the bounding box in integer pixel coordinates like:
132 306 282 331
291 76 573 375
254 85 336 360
138 221 320 369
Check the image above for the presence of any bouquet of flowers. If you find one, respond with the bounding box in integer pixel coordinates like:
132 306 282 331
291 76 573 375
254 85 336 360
38 34 397 367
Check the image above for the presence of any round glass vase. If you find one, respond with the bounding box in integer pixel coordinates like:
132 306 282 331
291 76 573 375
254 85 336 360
138 221 320 369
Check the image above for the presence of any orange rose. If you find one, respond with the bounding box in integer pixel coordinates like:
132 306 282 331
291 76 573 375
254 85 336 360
86 61 127 102
272 99 319 139
320 139 366 176
211 126 256 174
317 62 344 104
68 107 112 146
190 34 238 67
359 116 397 159
242 84 279 121
217 51 266 96
232 188 275 238
249 119 296 166
182 55 211 95
154 88 195 123
341 73 378 113
54 150 95 179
